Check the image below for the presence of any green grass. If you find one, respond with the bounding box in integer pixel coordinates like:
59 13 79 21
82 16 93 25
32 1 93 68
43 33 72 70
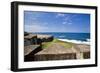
42 41 53 49
54 39 73 48
42 38 74 49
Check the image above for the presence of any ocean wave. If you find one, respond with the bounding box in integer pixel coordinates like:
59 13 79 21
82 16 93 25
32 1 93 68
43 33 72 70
86 39 90 42
58 39 90 45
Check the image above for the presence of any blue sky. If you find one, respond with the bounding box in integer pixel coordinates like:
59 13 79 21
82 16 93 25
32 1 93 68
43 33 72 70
24 11 90 33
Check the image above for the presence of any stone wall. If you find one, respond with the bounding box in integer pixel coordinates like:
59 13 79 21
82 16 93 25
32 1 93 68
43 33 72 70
24 39 31 46
25 53 76 61
24 32 29 36
74 44 90 59
40 36 54 42
83 52 90 59
24 34 54 46
24 45 42 62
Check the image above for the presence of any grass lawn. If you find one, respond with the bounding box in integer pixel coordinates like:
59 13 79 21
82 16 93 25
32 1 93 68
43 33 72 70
42 38 74 49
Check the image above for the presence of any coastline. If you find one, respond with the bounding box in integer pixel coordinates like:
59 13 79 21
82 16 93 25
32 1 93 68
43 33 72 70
58 39 90 45
24 33 90 61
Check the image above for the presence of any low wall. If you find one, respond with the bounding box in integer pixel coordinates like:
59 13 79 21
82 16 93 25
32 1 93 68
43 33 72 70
24 52 90 62
83 52 90 59
74 44 90 59
24 45 42 62
26 53 76 61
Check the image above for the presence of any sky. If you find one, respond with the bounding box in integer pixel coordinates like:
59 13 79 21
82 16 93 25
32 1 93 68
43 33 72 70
24 11 90 33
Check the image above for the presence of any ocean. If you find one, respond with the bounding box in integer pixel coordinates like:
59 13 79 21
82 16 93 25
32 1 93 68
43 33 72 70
32 32 90 42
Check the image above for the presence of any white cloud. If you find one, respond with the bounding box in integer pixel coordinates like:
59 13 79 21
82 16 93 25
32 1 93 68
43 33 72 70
25 24 49 32
25 23 69 32
62 21 67 24
62 15 74 25
62 21 72 25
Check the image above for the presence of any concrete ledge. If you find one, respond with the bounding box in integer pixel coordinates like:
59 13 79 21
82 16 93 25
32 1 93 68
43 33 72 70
25 53 76 62
83 52 90 59
74 44 90 59
24 45 42 62
34 53 76 61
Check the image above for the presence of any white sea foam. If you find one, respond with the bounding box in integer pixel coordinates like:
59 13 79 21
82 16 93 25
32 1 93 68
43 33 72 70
86 39 90 42
58 39 90 45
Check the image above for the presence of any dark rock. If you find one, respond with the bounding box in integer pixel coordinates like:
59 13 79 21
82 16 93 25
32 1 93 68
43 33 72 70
24 32 29 36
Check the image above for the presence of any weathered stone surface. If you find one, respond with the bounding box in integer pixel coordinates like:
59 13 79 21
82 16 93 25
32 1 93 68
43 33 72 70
33 43 77 61
24 33 54 61
83 52 90 59
33 53 76 61
24 45 41 56
24 34 38 46
24 32 29 36
24 45 42 61
24 34 54 46
36 43 76 54
37 34 54 42
74 44 90 52
24 33 90 61
74 44 90 59
24 34 37 39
